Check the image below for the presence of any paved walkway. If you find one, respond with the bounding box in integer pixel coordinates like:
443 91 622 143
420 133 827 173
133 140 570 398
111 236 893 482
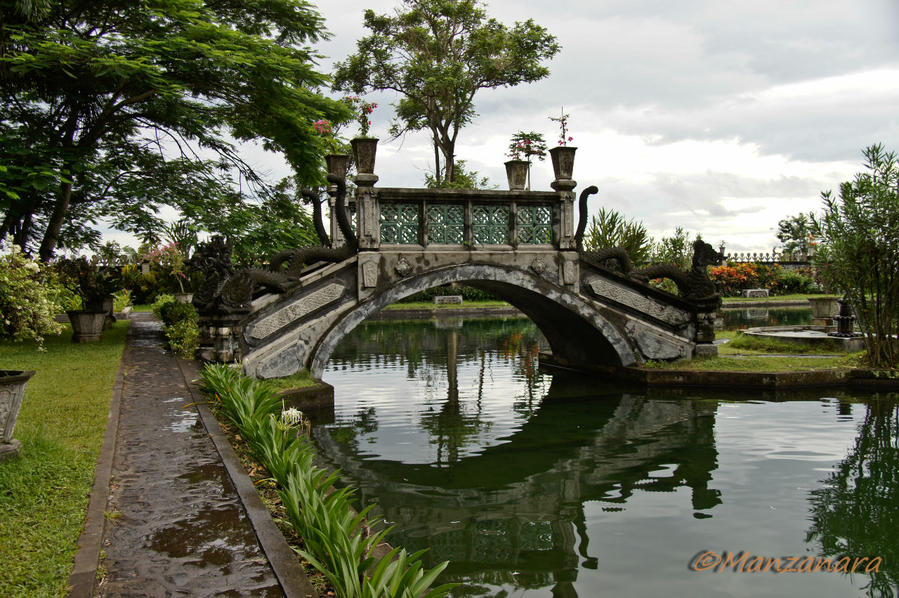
95 314 283 597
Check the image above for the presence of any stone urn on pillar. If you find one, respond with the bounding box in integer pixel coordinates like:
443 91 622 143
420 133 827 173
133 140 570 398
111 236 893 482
504 160 528 191
325 153 349 179
350 138 378 174
0 370 34 461
549 146 577 180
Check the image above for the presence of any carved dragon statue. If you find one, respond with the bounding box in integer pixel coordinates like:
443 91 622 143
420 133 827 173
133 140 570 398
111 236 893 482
188 236 294 314
573 185 723 300
269 174 357 278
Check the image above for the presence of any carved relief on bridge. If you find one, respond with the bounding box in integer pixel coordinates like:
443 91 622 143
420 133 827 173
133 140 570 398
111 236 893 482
585 277 691 327
245 282 345 341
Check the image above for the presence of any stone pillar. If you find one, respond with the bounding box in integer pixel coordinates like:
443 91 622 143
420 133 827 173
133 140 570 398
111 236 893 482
551 178 577 249
355 173 380 250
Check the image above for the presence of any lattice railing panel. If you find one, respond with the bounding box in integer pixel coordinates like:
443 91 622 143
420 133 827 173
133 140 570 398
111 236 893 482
516 205 552 244
427 204 465 244
472 205 510 245
380 203 420 244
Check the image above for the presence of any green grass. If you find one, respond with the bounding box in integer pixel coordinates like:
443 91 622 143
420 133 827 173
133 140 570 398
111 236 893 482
718 332 844 355
383 299 512 310
644 352 866 372
0 321 128 597
266 370 317 390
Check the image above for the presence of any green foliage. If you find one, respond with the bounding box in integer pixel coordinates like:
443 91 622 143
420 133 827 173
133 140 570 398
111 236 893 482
584 207 651 266
112 289 132 312
333 0 560 184
423 160 495 190
648 227 694 269
155 299 198 358
1 0 351 258
150 294 176 321
165 318 199 359
776 212 816 258
54 257 121 307
399 285 497 303
815 144 899 368
0 236 64 347
199 364 456 597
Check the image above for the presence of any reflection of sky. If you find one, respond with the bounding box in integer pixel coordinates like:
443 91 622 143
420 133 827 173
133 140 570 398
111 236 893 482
571 399 867 598
324 350 551 464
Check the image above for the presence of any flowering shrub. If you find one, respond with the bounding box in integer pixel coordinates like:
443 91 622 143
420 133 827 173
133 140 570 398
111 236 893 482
0 236 64 348
507 131 547 161
144 243 188 293
709 262 818 296
343 95 378 137
549 108 573 146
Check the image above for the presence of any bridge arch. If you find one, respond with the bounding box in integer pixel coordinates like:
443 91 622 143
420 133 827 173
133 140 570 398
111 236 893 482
308 262 637 378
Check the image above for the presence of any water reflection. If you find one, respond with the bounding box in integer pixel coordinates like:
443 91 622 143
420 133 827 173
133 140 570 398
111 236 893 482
320 316 898 597
807 396 899 596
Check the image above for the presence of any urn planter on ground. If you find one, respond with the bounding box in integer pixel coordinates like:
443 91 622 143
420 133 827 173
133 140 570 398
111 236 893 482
67 310 107 343
0 370 34 461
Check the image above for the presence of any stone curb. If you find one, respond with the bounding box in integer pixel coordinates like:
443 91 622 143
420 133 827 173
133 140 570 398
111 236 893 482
175 358 319 598
720 300 811 308
66 337 129 598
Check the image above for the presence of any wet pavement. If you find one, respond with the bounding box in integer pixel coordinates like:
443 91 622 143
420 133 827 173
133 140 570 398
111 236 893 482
97 314 283 597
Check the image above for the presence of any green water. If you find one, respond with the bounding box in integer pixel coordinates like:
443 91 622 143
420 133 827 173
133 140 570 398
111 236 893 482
318 316 898 597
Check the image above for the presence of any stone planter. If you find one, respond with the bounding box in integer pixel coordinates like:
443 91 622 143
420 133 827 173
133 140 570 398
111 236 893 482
175 292 194 304
504 160 528 191
1 370 34 461
549 146 577 180
67 310 107 343
350 138 378 174
84 294 116 329
808 296 840 326
325 153 349 178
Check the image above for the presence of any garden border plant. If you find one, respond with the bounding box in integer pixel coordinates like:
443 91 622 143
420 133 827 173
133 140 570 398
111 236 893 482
198 364 456 598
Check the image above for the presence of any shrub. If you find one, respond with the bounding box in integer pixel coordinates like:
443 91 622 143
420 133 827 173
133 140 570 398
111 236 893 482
150 294 176 320
166 318 199 359
816 144 899 367
399 284 496 303
158 301 197 327
775 268 817 295
0 237 64 347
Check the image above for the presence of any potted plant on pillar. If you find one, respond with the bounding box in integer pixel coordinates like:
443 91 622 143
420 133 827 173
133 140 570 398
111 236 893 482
548 108 576 180
344 95 379 174
507 131 547 190
57 257 120 342
504 141 529 191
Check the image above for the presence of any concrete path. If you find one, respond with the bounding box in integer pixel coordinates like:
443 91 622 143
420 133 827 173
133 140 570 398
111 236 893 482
94 313 283 597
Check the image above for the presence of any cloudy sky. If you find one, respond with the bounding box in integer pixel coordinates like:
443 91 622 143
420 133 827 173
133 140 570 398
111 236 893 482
263 0 895 253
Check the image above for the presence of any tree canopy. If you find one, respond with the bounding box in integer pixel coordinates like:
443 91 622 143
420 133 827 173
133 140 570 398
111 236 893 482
1 0 350 259
333 0 559 184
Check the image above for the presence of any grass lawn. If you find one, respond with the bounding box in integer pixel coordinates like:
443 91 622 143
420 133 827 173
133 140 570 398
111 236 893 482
0 321 128 597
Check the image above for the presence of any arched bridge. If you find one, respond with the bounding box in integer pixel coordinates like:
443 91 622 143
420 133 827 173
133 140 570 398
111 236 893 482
194 165 720 379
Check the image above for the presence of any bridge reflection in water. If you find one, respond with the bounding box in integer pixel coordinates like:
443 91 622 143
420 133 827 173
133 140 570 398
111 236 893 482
315 317 721 596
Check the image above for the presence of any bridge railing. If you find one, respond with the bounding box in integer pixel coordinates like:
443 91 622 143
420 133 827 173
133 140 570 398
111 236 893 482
357 187 573 250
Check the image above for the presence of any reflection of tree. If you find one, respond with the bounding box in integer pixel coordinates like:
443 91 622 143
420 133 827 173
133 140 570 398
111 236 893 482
806 398 899 596
419 331 490 467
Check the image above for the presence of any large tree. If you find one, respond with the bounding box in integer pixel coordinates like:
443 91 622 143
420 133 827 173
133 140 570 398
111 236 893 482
333 0 559 184
1 0 350 259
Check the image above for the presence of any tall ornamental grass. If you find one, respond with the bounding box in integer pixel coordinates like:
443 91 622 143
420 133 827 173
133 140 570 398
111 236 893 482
199 364 455 598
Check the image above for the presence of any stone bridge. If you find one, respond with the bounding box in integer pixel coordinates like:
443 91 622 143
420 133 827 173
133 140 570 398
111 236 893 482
196 157 719 379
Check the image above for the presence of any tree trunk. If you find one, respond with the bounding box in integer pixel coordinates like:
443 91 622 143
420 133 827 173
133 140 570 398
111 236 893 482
38 180 72 261
442 139 455 183
433 139 441 184
12 212 33 249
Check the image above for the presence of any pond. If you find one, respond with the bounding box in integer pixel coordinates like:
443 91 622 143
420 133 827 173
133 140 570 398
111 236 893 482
316 316 898 597
719 306 812 330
